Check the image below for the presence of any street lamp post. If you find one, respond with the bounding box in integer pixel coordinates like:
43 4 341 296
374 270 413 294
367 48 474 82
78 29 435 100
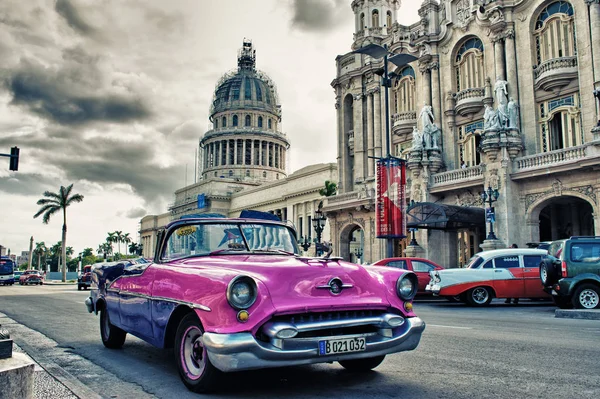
299 236 312 253
312 209 327 256
481 186 500 240
352 44 418 258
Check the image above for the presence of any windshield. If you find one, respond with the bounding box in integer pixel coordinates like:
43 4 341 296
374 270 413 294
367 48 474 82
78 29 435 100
466 256 484 269
0 259 14 275
162 222 300 261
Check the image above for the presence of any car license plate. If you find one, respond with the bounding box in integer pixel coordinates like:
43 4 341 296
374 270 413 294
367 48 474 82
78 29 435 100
318 337 366 355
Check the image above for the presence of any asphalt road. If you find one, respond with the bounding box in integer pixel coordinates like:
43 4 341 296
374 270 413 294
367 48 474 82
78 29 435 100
1 284 599 399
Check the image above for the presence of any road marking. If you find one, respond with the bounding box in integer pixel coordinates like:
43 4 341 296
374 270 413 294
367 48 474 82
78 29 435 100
427 324 472 330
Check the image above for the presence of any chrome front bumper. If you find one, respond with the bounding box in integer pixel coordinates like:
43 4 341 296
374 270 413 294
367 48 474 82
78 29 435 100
425 284 440 294
202 316 425 372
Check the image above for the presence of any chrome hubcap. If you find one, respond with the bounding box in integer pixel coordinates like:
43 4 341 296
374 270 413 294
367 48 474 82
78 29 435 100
472 288 489 304
541 268 547 283
182 326 205 378
579 289 599 309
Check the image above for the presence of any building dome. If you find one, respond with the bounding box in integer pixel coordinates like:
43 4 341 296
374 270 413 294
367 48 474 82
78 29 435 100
210 40 281 119
199 40 289 183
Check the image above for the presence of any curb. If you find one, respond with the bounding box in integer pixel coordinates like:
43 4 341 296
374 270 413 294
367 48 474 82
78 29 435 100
555 309 600 320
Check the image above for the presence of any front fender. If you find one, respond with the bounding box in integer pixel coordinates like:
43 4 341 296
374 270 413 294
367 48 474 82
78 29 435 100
560 274 600 296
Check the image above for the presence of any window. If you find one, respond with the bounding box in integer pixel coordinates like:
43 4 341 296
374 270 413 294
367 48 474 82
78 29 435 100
255 81 263 101
213 120 217 129
534 2 575 65
457 120 483 167
523 255 543 268
538 95 581 152
412 261 435 272
268 119 272 129
455 38 485 92
570 243 600 263
298 216 303 237
258 116 263 128
228 170 233 177
386 260 407 269
467 256 484 269
222 116 226 127
231 81 241 101
360 13 365 29
494 256 520 269
244 78 252 100
372 10 379 27
386 11 392 28
482 260 493 269
262 171 267 178
392 67 416 114
245 115 251 126
246 169 250 177
232 115 238 127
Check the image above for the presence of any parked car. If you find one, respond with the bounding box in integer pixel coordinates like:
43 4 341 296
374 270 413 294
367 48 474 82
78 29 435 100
78 265 93 290
371 257 444 294
539 236 600 309
19 270 43 285
85 212 425 393
426 248 549 306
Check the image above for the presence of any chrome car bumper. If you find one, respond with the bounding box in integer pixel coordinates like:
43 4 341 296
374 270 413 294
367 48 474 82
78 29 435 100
425 283 440 294
202 316 425 372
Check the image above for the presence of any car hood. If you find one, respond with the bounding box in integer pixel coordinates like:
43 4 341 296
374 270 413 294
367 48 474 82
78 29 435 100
178 255 395 314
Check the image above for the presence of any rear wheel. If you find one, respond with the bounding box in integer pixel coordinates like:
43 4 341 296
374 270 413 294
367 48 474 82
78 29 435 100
467 286 493 306
99 307 126 349
174 313 221 393
339 355 386 371
539 260 558 286
572 284 600 309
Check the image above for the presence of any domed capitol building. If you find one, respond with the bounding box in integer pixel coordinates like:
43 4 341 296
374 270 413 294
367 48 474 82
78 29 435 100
140 40 336 258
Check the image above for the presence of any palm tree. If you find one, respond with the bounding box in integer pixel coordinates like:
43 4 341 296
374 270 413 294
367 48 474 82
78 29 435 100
114 231 124 255
319 180 337 197
34 184 84 282
34 242 47 270
128 242 141 255
122 233 131 252
106 232 117 255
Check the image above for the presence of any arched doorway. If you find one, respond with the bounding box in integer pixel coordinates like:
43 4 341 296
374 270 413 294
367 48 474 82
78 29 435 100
538 196 594 241
339 223 364 263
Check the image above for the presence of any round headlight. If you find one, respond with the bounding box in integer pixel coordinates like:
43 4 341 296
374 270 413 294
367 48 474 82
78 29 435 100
227 276 257 310
396 274 417 300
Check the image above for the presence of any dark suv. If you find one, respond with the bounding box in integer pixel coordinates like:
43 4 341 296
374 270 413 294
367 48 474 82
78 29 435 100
539 236 600 309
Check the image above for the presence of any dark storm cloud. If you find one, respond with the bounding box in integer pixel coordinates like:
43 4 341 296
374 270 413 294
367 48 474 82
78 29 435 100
55 0 96 36
122 207 148 219
289 0 347 31
5 58 151 126
0 174 57 197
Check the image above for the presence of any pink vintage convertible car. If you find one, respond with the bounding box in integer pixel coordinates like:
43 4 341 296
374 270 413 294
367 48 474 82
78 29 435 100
85 212 425 392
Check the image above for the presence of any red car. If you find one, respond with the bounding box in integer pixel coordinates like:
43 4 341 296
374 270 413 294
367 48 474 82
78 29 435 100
371 257 444 294
19 270 43 285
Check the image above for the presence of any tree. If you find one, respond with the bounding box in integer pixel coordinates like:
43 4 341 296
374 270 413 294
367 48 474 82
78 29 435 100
34 242 47 270
122 233 131 251
114 231 124 255
106 232 117 255
319 180 337 197
33 184 84 282
82 248 94 257
128 242 141 255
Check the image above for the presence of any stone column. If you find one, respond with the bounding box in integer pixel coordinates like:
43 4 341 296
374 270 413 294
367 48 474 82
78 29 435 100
421 66 432 106
266 141 270 167
367 91 375 177
373 88 382 159
234 140 238 165
588 1 600 86
494 38 505 81
353 93 365 181
505 30 518 100
431 61 441 134
216 142 221 166
226 140 230 165
336 95 345 192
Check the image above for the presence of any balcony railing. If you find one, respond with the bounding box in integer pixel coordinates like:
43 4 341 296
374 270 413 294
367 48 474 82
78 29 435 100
454 87 485 116
533 56 578 80
432 165 484 185
392 111 417 124
327 191 360 204
514 144 587 171
454 87 485 102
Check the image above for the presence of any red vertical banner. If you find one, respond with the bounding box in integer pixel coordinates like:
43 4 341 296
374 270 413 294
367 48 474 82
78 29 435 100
376 158 407 238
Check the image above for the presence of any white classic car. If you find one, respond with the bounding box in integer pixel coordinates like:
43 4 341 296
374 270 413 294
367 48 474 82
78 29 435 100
425 248 550 306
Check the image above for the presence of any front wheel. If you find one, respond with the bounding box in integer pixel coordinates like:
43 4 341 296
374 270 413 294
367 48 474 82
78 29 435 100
100 307 126 349
572 284 600 309
467 286 493 306
174 313 221 393
339 355 386 371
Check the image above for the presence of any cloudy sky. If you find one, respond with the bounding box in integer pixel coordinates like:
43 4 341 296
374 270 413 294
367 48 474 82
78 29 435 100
0 0 420 257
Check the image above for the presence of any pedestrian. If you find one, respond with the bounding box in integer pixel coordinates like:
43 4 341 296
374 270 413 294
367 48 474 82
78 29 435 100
510 243 518 248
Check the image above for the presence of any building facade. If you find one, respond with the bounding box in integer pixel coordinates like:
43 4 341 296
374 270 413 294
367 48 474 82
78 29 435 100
140 41 337 259
326 0 600 267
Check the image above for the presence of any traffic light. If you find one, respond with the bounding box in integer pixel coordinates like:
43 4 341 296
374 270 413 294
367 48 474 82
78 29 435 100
9 147 19 171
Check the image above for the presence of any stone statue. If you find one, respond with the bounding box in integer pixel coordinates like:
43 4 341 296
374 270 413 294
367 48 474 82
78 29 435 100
431 128 441 149
487 169 500 190
412 184 422 202
507 97 519 129
484 104 500 130
419 103 434 131
422 128 432 149
494 79 509 127
411 126 422 150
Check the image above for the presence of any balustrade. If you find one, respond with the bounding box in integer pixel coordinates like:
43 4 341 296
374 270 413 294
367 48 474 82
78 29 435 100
515 145 588 170
533 56 578 80
432 165 484 185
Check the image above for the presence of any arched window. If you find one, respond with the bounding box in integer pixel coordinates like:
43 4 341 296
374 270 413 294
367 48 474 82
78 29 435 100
534 1 575 65
454 37 485 92
258 116 263 128
268 119 272 129
222 116 227 127
457 120 484 167
244 78 252 100
255 81 263 101
245 115 251 126
263 171 267 178
232 115 238 127
392 67 416 114
386 11 392 28
228 170 233 177
213 120 218 129
372 10 379 28
360 13 365 29
246 170 250 177
538 95 582 152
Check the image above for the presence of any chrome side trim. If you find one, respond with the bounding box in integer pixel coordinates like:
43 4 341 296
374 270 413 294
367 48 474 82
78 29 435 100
115 290 211 312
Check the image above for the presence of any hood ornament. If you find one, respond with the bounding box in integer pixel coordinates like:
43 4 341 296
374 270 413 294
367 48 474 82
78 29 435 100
316 277 353 295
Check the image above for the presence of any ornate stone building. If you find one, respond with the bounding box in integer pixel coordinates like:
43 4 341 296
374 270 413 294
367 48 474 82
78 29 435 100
325 0 600 267
140 41 337 259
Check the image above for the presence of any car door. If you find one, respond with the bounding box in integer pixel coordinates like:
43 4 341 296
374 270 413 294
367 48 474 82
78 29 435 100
523 254 547 297
409 260 438 293
115 264 155 339
492 255 525 298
